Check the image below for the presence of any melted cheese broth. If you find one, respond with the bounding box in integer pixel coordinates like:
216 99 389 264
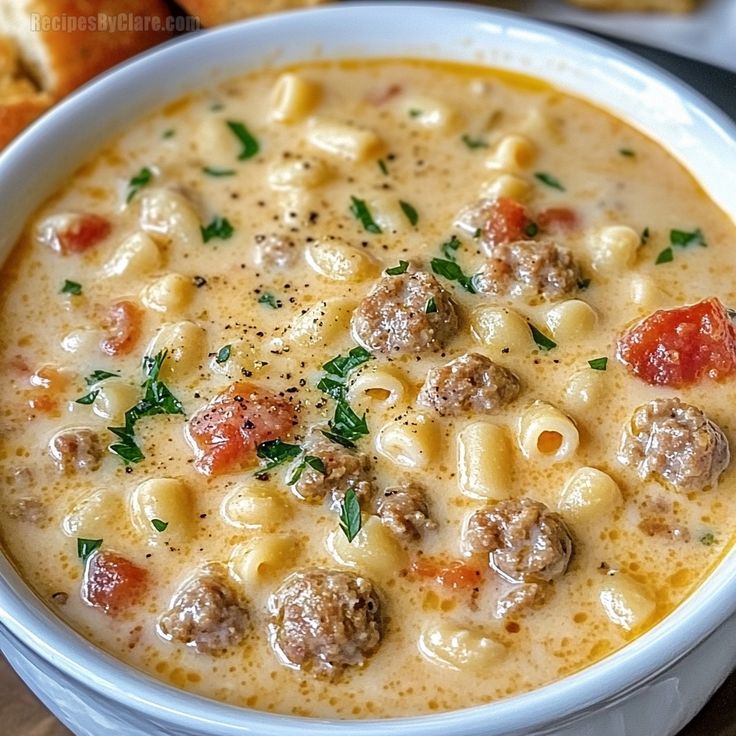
1 60 735 718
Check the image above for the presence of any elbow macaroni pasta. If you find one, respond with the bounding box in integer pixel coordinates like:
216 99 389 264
103 231 162 279
285 298 357 346
229 535 298 588
305 239 377 282
457 421 513 500
62 487 123 538
348 366 407 411
518 400 579 464
145 321 208 381
485 134 535 172
221 483 291 531
375 411 439 470
558 467 623 523
470 306 532 354
418 622 505 672
270 73 321 124
306 117 382 161
544 300 598 342
140 272 195 314
589 225 640 272
139 188 202 248
129 477 194 545
599 573 656 632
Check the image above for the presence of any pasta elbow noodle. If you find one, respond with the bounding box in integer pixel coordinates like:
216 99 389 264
229 535 298 588
268 157 331 190
139 188 202 248
141 273 195 314
480 173 532 202
564 368 605 412
457 421 512 500
221 483 291 531
91 379 139 423
544 299 598 341
62 487 123 538
418 622 505 672
305 239 377 282
399 95 457 131
103 231 161 278
558 467 623 523
285 298 356 346
375 412 439 470
470 306 532 354
518 400 579 464
326 516 408 579
270 72 321 123
589 225 640 272
599 573 656 632
348 366 406 410
129 478 193 544
306 117 382 161
146 320 208 381
485 134 535 172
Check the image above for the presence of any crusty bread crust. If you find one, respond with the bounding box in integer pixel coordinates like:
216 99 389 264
566 0 696 11
0 94 51 148
178 0 329 28
0 0 173 97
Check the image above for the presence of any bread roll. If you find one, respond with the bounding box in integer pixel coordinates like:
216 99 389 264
177 0 329 28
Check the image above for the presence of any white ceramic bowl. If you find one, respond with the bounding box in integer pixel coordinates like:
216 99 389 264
1 4 735 735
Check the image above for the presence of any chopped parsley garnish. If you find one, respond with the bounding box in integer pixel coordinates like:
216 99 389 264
258 292 281 309
85 370 119 386
77 538 102 562
322 346 373 379
316 375 345 400
399 200 419 226
425 297 437 313
408 108 422 118
255 439 301 473
126 166 153 203
286 454 326 485
339 488 362 543
524 222 539 238
641 226 650 245
378 159 389 175
588 357 608 371
350 196 382 234
75 389 99 405
529 322 557 351
655 247 674 265
61 279 82 296
619 148 636 157
430 257 476 293
151 518 168 532
210 102 225 111
440 234 462 261
534 172 565 191
201 216 235 243
202 166 236 177
385 260 409 276
461 133 488 150
162 129 175 139
700 532 716 546
108 350 184 465
330 399 369 445
670 227 707 248
215 345 231 364
227 120 260 160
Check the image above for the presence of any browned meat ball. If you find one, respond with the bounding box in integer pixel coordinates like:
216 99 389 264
495 581 545 618
618 398 730 492
417 352 520 417
463 498 573 584
158 565 249 654
473 239 580 302
289 431 374 509
254 233 298 269
270 568 382 679
48 427 103 473
375 482 437 541
351 269 459 354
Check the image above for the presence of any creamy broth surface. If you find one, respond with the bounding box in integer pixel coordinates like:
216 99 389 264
1 60 736 718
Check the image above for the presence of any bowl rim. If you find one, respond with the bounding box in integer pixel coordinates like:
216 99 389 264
1 3 736 734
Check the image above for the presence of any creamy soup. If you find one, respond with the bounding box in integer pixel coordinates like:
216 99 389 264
1 59 735 719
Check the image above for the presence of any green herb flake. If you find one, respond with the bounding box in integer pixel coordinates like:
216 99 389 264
210 102 225 111
461 133 488 150
408 108 422 118
162 129 175 139
524 222 539 238
378 159 389 175
619 148 636 157
529 323 557 351
425 297 437 314
534 172 565 191
338 488 362 543
77 538 102 562
258 292 281 309
641 226 650 245
226 120 260 160
385 260 409 276
655 247 674 265
670 227 707 249
215 345 231 364
75 389 99 405
399 200 419 226
440 234 462 261
317 375 346 400
202 166 236 177
286 454 327 485
151 518 168 532
350 196 382 234
201 216 235 243
329 400 369 445
700 532 716 546
126 166 153 203
430 257 476 294
321 429 356 449
61 280 82 296
588 357 608 371
256 439 301 473
85 370 119 386
322 346 373 379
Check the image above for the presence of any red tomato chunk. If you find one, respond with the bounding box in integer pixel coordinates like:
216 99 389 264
537 207 579 234
186 382 299 476
100 300 142 357
482 197 531 247
410 557 483 591
82 551 148 615
37 213 111 255
617 297 736 387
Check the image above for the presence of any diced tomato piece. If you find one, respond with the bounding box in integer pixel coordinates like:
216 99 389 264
410 557 484 591
37 213 111 255
186 382 299 476
100 300 142 356
81 551 148 615
617 297 736 387
537 207 579 233
482 197 532 248
24 366 68 416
